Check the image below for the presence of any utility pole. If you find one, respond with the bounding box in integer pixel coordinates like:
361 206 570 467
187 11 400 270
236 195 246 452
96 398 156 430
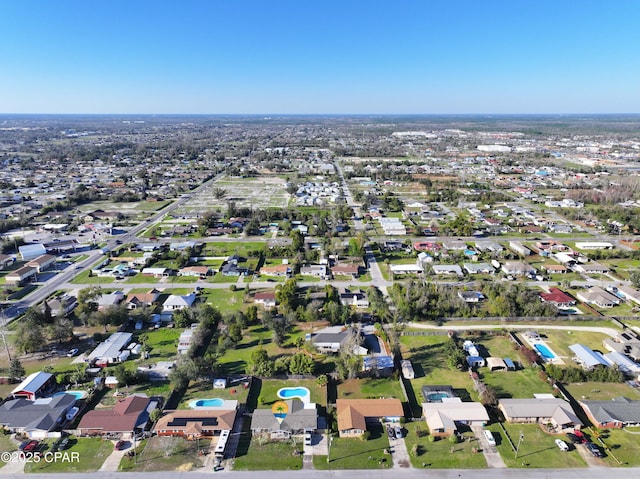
515 432 525 459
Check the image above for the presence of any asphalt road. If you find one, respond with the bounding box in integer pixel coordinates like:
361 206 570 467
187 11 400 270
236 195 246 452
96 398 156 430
3 468 640 479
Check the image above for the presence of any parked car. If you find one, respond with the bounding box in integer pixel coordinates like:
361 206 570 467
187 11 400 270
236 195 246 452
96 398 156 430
114 440 125 451
67 348 79 357
573 429 588 444
585 442 604 457
59 437 69 451
21 440 39 453
565 432 580 444
304 433 312 446
483 429 496 446
394 427 405 439
555 439 569 451
387 426 395 439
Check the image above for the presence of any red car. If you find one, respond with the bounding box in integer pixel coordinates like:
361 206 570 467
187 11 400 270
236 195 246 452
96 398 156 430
573 429 588 444
114 440 125 450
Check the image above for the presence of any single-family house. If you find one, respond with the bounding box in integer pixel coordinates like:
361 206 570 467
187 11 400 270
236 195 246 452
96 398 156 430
336 399 404 438
0 393 76 438
463 263 494 275
254 291 277 309
502 261 535 276
539 287 576 308
300 264 329 279
87 332 133 366
251 399 317 439
422 399 489 437
339 289 369 308
579 397 640 429
498 397 581 430
617 286 640 305
458 291 485 303
331 264 361 278
178 265 212 279
431 264 463 276
259 264 292 277
577 287 621 308
96 291 126 311
574 262 610 274
155 407 238 440
126 289 161 310
163 292 197 311
77 394 153 436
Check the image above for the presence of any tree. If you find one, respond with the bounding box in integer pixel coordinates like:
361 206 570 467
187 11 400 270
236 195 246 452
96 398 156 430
275 278 298 313
249 347 274 377
289 353 315 375
8 358 25 380
76 285 103 323
630 270 640 289
14 316 45 354
47 317 74 343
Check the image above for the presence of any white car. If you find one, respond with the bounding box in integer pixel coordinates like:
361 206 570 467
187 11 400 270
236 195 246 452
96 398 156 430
304 433 312 445
67 348 79 357
483 430 496 446
555 439 569 451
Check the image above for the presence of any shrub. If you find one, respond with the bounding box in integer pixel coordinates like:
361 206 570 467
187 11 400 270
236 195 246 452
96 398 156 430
448 434 459 444
361 431 371 441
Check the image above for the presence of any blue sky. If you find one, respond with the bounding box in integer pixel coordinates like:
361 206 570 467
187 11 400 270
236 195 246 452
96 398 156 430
1 0 639 114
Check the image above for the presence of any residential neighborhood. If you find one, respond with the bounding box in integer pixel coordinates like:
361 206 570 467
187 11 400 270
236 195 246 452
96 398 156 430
1 114 640 474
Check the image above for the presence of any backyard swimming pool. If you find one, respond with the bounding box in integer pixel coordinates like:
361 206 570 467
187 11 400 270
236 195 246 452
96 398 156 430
52 390 87 400
277 387 311 404
534 343 556 360
425 391 452 402
190 398 224 408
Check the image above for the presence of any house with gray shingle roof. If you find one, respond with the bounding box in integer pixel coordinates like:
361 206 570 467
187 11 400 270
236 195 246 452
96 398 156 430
579 397 640 428
0 393 76 438
250 399 317 439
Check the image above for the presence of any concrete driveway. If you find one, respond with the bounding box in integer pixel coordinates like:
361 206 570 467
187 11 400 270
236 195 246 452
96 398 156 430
472 426 506 468
99 439 130 471
386 424 411 468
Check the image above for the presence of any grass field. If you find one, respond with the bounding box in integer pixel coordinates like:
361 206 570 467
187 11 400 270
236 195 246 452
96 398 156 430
0 434 17 465
118 437 210 471
593 427 640 466
402 422 487 469
180 378 251 408
565 382 640 401
199 288 245 314
257 378 326 406
315 424 392 470
487 423 587 468
336 378 405 401
232 437 303 470
24 437 114 473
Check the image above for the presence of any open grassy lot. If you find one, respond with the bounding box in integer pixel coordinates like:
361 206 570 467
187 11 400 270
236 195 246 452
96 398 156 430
232 437 303 470
487 423 587 468
402 421 487 469
314 424 392 470
24 437 114 473
258 378 326 406
336 378 405 401
200 288 245 315
141 327 181 359
565 382 640 401
480 366 553 401
201 241 266 257
119 437 210 471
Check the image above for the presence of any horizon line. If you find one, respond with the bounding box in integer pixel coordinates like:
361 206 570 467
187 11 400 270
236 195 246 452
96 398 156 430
2 112 640 117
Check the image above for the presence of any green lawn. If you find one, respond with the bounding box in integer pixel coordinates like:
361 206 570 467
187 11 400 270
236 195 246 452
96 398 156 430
257 378 326 406
209 272 241 283
125 273 161 284
202 241 266 257
119 437 209 471
481 366 553 401
402 421 487 469
24 437 114 473
70 270 115 284
232 437 303 470
316 424 392 470
140 327 182 359
487 423 586 468
593 427 640 466
180 378 251 408
531 329 609 359
565 382 640 401
0 434 17 465
336 378 405 401
199 288 245 314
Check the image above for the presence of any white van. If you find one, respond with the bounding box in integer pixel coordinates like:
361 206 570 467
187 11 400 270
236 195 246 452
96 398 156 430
483 430 496 446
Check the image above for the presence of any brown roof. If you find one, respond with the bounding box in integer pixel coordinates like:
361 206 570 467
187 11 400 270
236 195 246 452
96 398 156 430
154 409 237 433
331 264 360 274
260 264 290 274
77 395 150 433
26 254 56 266
254 291 276 301
336 399 404 431
180 266 210 274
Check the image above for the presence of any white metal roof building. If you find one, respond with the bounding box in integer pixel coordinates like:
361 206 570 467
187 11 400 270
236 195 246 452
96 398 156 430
569 343 609 369
88 332 133 364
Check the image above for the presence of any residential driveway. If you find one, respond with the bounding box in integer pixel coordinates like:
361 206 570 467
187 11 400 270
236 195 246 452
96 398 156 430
472 426 506 468
0 455 26 474
387 426 411 468
575 442 607 468
99 439 130 471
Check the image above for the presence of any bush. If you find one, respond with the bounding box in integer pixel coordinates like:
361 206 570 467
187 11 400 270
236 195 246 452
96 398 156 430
448 434 459 444
361 431 371 441
428 435 436 443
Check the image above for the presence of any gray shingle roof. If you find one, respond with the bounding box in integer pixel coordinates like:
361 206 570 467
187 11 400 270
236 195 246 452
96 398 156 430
580 397 640 425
